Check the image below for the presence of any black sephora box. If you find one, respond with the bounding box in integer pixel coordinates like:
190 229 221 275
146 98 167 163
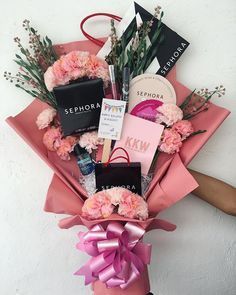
54 78 105 136
95 162 142 195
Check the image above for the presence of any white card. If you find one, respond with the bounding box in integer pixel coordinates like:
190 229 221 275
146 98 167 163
98 99 126 140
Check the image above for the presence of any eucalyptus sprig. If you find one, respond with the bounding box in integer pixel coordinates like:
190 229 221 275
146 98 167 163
106 5 165 93
3 20 58 108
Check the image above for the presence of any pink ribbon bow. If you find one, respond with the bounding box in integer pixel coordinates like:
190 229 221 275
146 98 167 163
74 222 152 289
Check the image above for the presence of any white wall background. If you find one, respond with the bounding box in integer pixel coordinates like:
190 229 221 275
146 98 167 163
0 0 236 294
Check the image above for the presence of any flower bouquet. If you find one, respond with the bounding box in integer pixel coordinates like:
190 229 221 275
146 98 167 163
5 3 230 294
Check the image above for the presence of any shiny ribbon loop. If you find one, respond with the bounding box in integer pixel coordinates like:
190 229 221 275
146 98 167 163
74 222 152 289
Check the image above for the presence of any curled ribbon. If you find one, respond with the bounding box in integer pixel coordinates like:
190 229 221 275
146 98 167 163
74 222 152 289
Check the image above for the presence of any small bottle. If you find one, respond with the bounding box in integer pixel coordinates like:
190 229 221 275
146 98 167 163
74 144 94 176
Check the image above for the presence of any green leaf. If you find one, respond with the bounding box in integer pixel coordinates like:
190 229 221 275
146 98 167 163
14 59 24 66
20 47 27 55
125 21 136 41
31 90 40 95
43 38 47 47
21 74 31 81
15 54 22 60
30 27 36 34
160 34 165 44
189 130 207 138
179 89 196 109
45 36 52 46
205 90 216 102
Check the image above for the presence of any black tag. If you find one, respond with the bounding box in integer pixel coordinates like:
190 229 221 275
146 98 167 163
133 2 190 76
95 162 142 195
104 2 190 77
54 78 105 136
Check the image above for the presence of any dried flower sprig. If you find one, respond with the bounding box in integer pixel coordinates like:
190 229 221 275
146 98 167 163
22 19 57 69
106 5 165 93
3 20 58 108
180 85 226 120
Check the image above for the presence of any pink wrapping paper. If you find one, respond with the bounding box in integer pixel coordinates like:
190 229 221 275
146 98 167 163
6 38 230 218
6 37 230 295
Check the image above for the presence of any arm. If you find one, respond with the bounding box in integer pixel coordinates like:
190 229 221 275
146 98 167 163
189 169 236 216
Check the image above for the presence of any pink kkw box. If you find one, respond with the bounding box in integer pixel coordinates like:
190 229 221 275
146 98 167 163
114 114 164 175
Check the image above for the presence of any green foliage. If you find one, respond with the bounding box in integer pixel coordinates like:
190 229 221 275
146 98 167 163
4 20 58 108
106 6 165 92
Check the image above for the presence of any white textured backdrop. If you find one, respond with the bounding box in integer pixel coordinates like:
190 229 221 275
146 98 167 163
0 0 236 294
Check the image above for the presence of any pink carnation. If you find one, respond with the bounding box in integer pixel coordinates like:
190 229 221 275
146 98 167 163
172 120 194 139
108 187 131 206
44 67 57 93
56 136 77 161
118 191 149 220
44 51 110 91
36 107 57 129
159 129 183 154
86 54 110 84
42 127 77 160
82 188 149 221
156 103 183 126
43 127 61 151
82 191 114 220
79 131 104 154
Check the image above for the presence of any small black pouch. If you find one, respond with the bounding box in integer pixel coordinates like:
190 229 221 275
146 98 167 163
95 147 142 195
54 78 105 136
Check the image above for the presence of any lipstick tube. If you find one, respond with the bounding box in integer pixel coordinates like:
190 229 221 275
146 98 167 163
109 65 118 100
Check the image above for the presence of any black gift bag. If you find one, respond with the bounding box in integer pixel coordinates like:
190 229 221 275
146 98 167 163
95 147 142 195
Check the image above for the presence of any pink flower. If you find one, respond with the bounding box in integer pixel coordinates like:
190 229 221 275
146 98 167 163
135 197 149 220
118 191 148 220
172 120 194 139
36 107 57 129
52 60 67 83
43 127 62 151
79 131 104 154
56 140 71 160
159 129 183 154
66 135 77 147
82 191 114 220
87 54 103 72
44 67 57 92
156 103 183 126
56 136 77 161
44 51 110 91
108 187 131 206
81 188 149 221
42 126 77 160
86 54 110 87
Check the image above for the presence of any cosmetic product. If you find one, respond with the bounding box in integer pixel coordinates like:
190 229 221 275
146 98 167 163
114 113 164 175
74 144 94 176
121 67 130 110
128 74 176 113
54 78 104 136
130 99 163 122
109 65 118 100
